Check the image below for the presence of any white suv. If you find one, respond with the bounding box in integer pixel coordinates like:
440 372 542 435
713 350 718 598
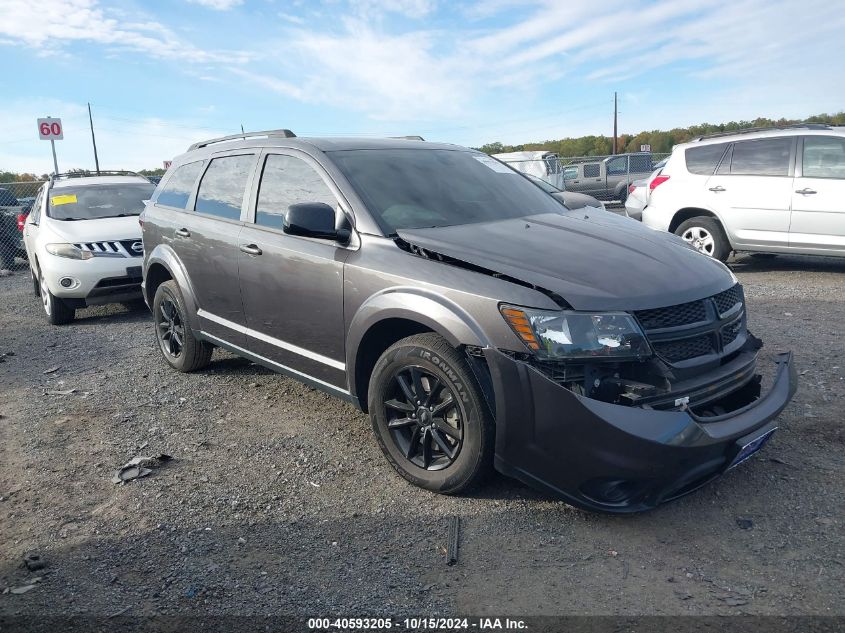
642 125 845 261
23 172 155 324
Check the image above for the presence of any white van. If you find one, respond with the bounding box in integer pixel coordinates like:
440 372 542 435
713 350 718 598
493 151 564 189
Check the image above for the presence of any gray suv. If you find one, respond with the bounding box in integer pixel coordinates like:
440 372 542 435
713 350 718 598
141 130 796 513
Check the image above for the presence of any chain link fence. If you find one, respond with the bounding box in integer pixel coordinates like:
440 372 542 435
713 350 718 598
0 181 46 273
499 152 672 205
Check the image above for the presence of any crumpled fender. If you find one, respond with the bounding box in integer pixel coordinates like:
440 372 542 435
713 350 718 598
346 286 491 403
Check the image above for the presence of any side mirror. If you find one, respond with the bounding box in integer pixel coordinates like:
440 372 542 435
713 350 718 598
283 202 350 243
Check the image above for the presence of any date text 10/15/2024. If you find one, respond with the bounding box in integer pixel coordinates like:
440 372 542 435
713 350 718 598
307 617 528 630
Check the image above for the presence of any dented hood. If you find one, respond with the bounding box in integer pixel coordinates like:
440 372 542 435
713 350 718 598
396 212 736 311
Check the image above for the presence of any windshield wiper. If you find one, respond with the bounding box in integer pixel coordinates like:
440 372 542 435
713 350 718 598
111 213 141 217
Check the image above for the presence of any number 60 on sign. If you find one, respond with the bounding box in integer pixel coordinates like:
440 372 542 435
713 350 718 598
38 118 64 140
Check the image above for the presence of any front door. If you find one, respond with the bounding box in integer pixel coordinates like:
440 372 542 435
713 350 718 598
704 137 795 249
789 135 845 254
237 150 351 391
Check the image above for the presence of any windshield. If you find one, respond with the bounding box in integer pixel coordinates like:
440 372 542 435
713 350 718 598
330 149 565 233
47 183 155 220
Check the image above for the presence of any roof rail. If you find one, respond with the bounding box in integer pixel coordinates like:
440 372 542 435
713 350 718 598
188 129 296 151
693 123 832 141
389 135 425 141
50 170 146 182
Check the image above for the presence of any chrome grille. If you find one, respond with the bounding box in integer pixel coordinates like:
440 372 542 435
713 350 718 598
74 239 143 258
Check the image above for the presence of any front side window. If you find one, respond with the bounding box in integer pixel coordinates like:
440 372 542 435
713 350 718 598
255 155 338 229
583 163 600 178
330 148 564 233
802 136 845 179
156 161 204 209
30 188 44 223
47 183 155 220
686 143 729 175
563 166 578 181
606 156 627 176
728 138 792 176
194 154 255 221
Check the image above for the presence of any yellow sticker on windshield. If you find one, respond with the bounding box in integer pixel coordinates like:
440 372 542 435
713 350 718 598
51 194 78 206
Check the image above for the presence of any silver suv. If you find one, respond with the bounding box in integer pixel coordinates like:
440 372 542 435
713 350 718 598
141 130 796 513
642 124 845 260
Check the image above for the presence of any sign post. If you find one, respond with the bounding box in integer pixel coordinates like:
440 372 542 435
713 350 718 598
38 117 64 174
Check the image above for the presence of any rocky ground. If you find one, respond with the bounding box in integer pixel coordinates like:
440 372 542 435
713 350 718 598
0 254 843 627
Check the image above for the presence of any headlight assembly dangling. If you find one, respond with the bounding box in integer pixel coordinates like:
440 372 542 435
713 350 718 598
500 305 652 360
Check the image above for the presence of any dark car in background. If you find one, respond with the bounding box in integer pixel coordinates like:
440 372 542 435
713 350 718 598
141 130 796 513
0 187 26 269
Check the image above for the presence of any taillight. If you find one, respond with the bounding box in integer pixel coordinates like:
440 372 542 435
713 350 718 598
16 213 27 231
628 184 636 194
650 175 670 191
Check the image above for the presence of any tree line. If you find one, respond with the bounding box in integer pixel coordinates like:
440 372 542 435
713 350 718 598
475 112 845 157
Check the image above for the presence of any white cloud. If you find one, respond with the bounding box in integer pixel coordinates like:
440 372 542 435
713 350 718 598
235 0 845 127
0 0 251 63
186 0 244 10
349 0 437 19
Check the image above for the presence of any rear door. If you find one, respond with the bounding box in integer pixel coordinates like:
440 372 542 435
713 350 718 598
568 162 603 196
789 135 845 253
154 154 257 344
237 150 351 391
703 136 795 249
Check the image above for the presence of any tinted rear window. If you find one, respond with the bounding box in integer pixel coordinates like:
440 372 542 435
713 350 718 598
802 136 845 179
685 143 729 175
729 138 792 176
194 154 255 221
47 183 155 221
583 164 600 178
157 161 205 209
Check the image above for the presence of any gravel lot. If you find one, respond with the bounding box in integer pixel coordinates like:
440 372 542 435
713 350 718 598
1 254 843 623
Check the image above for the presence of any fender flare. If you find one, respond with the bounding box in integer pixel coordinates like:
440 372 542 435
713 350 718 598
345 287 492 403
144 244 201 332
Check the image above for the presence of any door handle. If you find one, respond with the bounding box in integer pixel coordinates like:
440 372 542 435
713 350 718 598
795 188 817 195
239 243 262 256
708 185 726 192
175 228 191 238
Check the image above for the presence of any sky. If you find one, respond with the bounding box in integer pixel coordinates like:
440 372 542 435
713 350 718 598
2 0 844 174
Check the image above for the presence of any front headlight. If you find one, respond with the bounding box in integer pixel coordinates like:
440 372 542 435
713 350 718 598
500 305 651 360
45 243 93 260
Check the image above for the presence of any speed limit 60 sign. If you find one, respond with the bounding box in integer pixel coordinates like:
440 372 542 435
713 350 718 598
38 118 64 140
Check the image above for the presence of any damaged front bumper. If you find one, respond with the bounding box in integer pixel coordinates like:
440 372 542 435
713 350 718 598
484 348 797 513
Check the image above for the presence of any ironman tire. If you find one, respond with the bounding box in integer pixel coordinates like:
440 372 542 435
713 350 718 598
368 333 494 495
153 280 213 372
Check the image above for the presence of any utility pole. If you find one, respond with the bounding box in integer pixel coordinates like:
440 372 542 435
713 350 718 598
88 102 100 175
613 91 618 155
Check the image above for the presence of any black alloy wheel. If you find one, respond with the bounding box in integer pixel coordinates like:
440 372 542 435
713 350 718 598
384 365 463 471
157 298 185 359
